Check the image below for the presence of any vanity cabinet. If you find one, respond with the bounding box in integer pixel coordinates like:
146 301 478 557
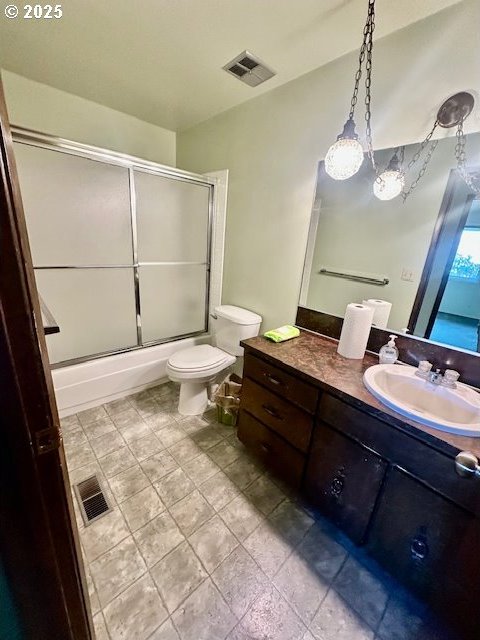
304 423 387 544
367 467 480 630
237 353 319 488
238 341 480 638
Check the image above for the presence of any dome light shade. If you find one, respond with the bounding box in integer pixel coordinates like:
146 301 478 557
325 137 364 181
373 170 404 200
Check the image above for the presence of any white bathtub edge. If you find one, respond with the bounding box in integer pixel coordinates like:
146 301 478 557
53 335 211 417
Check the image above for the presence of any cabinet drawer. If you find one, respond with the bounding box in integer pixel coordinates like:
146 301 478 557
241 377 313 453
244 353 318 414
367 467 480 635
319 393 480 517
304 423 387 544
237 410 305 488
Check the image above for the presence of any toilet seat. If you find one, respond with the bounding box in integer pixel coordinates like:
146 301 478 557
167 345 235 381
168 345 229 372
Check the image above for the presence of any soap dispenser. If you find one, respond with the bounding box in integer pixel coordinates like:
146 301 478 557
379 335 399 364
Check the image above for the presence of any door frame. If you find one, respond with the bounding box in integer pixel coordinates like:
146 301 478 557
408 168 476 336
0 79 93 637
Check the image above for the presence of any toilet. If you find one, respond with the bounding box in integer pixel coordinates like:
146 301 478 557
166 305 262 416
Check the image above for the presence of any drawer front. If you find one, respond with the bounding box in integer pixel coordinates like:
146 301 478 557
237 410 305 488
367 467 480 635
304 423 387 544
319 393 480 517
244 353 319 414
241 377 313 453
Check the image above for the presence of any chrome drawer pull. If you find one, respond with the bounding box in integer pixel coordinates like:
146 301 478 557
264 372 283 386
262 404 283 420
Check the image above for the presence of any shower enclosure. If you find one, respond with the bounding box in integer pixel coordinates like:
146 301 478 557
12 127 215 368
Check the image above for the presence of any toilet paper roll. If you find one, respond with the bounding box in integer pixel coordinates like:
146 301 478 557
337 303 374 359
362 299 392 329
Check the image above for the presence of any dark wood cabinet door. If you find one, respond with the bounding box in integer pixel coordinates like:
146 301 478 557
304 423 387 544
367 467 480 636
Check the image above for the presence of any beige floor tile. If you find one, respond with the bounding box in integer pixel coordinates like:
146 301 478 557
150 540 207 614
91 430 126 459
90 536 146 607
120 485 165 531
237 584 306 640
182 453 219 486
154 467 195 507
83 416 116 440
188 515 238 573
169 489 214 537
77 405 108 426
219 494 264 541
199 471 240 511
99 445 137 478
81 508 130 562
168 438 203 466
108 465 150 503
128 432 164 461
212 546 270 619
171 578 236 640
243 521 292 578
141 450 178 483
103 574 168 640
243 475 286 515
134 512 184 567
273 551 329 625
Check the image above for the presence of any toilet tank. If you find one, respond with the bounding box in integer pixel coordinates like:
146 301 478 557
213 305 262 356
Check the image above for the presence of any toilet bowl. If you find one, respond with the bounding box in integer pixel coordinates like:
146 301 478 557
166 305 262 415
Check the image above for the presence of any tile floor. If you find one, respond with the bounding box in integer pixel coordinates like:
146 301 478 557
62 382 458 640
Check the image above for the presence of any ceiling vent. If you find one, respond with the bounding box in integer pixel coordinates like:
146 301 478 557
223 51 276 87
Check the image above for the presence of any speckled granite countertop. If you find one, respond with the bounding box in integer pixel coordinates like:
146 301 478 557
241 330 480 459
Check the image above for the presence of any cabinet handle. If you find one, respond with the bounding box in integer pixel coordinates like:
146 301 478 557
410 535 429 561
260 442 271 454
330 475 344 497
264 372 283 386
262 404 283 420
455 451 480 478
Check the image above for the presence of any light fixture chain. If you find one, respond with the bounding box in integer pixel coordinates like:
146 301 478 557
455 121 480 195
364 0 376 172
348 0 376 121
401 137 439 201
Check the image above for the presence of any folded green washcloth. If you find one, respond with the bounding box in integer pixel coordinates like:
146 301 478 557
264 325 300 343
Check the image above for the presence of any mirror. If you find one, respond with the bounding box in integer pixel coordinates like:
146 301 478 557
300 133 480 354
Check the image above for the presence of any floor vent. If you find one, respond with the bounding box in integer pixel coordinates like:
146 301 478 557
74 475 111 526
223 50 276 87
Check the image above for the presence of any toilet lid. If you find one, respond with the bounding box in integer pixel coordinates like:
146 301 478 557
168 345 229 371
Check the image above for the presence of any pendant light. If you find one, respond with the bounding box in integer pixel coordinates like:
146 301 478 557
373 148 405 201
325 0 376 181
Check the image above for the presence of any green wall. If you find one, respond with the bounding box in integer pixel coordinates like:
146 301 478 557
1 70 176 166
177 0 480 331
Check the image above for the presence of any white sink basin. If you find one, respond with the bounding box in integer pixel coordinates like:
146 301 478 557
363 364 480 437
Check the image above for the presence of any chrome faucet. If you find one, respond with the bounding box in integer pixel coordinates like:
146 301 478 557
428 369 443 385
415 361 460 387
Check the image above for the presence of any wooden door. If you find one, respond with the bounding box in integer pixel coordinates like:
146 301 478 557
0 79 93 637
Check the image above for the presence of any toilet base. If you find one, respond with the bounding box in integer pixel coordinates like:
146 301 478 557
178 381 209 416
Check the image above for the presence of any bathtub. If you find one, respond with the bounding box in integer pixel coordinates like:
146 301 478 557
53 334 211 417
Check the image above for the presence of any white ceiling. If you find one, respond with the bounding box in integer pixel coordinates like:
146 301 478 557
0 0 462 132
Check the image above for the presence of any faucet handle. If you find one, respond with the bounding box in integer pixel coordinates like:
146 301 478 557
415 360 432 379
443 369 460 388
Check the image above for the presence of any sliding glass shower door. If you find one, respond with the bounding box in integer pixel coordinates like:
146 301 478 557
134 169 210 343
13 132 213 367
